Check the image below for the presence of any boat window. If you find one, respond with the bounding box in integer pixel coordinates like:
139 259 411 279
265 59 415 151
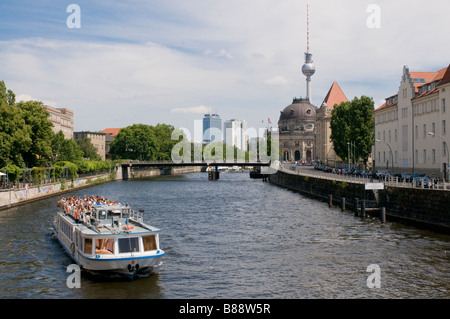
84 238 92 254
118 237 139 253
122 208 130 219
143 235 157 251
98 210 107 220
95 238 115 254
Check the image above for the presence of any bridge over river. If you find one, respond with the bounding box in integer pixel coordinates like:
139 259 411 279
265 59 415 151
120 161 273 180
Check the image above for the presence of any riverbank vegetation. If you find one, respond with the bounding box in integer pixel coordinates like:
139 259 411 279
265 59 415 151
0 81 116 185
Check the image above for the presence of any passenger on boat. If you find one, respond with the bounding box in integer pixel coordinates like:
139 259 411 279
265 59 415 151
57 195 125 223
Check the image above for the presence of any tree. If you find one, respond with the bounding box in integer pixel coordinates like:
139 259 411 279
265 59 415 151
59 138 84 163
330 96 375 166
16 100 54 167
110 124 157 161
76 137 101 160
0 82 32 168
152 123 180 160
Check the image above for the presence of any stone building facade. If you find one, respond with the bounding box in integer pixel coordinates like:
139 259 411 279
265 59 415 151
278 97 316 163
374 65 450 179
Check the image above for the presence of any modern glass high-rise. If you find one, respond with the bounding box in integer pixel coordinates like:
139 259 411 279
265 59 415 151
202 113 222 143
224 118 248 151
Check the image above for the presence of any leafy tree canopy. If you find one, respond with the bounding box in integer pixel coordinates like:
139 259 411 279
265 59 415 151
330 96 375 165
110 123 182 161
76 137 101 160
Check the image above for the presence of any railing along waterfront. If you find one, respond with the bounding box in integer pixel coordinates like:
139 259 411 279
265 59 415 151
279 165 450 191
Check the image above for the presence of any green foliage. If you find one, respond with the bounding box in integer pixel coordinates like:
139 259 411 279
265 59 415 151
330 96 375 165
58 136 84 163
54 161 78 181
74 159 113 174
1 164 23 183
0 83 32 168
110 124 156 160
16 100 54 167
76 137 101 160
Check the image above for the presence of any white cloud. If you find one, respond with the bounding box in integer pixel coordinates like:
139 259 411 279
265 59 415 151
15 94 57 107
264 76 289 86
171 105 211 114
0 0 449 135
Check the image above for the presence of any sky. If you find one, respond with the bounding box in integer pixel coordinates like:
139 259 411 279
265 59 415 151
0 0 449 141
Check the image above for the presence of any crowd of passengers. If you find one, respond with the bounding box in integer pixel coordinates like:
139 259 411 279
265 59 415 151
57 195 124 222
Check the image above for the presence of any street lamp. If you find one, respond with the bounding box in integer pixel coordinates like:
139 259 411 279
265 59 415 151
428 132 449 182
376 139 394 172
347 141 356 169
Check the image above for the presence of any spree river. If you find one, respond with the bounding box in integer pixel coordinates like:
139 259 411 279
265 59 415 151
0 172 449 299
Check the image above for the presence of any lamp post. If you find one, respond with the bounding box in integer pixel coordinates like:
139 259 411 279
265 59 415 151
347 141 356 169
428 132 449 182
376 139 394 172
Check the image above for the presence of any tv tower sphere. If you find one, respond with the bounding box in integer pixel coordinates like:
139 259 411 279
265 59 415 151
302 53 316 77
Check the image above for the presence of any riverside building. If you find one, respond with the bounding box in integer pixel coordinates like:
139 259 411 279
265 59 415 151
42 105 74 139
374 65 450 179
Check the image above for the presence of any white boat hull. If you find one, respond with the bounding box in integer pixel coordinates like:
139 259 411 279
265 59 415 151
51 203 165 279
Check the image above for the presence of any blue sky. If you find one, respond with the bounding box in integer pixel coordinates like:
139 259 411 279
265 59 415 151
1 0 449 139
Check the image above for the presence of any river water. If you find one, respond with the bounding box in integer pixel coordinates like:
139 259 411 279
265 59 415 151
0 172 449 299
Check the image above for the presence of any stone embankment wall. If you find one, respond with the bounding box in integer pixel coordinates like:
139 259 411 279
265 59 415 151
0 165 203 210
269 169 450 233
0 172 113 211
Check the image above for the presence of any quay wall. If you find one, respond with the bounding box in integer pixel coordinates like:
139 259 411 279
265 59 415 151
269 169 450 233
0 172 113 211
0 165 203 210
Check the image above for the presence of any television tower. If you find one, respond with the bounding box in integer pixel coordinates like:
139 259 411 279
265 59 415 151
301 3 315 102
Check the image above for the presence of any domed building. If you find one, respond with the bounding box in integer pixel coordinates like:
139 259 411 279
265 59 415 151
278 97 316 162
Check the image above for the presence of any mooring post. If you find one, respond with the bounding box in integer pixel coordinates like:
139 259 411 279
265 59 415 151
361 200 366 218
341 197 345 212
328 194 333 208
380 207 386 223
354 198 359 216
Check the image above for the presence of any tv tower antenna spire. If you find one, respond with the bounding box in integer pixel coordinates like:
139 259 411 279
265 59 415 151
302 2 315 102
307 3 310 53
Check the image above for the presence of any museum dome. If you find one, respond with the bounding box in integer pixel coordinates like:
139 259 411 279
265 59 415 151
279 97 316 122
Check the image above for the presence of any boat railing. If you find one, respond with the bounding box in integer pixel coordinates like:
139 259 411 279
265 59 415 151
129 209 144 224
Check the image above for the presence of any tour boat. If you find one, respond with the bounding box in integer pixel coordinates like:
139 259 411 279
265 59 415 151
52 197 165 279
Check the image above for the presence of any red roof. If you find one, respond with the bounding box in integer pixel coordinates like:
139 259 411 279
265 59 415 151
410 66 448 91
321 82 348 110
376 65 449 111
375 100 398 112
438 64 450 86
102 128 121 136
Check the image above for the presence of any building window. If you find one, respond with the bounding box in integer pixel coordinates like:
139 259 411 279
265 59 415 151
432 149 436 164
415 150 418 163
423 149 426 164
432 123 436 135
443 99 446 113
423 124 426 139
443 120 447 135
444 142 447 157
395 129 397 142
415 125 418 140
402 125 408 152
